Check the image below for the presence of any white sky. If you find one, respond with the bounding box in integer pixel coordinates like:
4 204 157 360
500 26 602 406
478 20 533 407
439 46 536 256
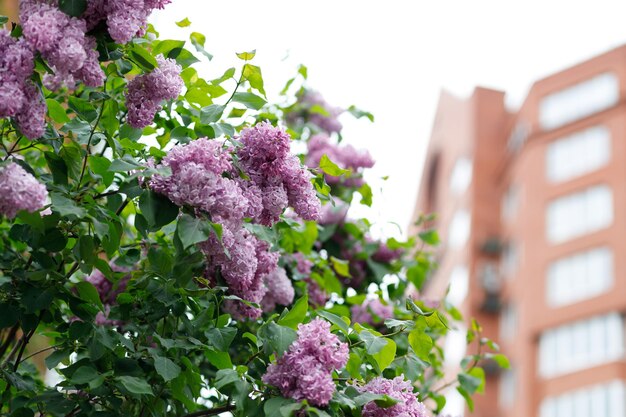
153 0 626 239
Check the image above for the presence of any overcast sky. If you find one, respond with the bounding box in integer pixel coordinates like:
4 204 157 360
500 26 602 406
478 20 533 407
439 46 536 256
153 0 626 239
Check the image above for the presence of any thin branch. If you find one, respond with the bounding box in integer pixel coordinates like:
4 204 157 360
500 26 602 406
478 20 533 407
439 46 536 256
18 343 62 365
77 101 106 189
0 324 19 359
14 313 43 371
181 404 236 417
115 198 129 216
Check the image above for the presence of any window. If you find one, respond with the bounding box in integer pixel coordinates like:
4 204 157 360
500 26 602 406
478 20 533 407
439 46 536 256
540 380 625 417
448 210 471 249
499 368 517 408
546 185 612 243
539 72 619 130
546 126 611 183
547 247 613 307
449 157 473 195
501 242 519 278
446 265 469 306
538 313 624 378
507 121 530 153
501 185 520 221
500 303 518 342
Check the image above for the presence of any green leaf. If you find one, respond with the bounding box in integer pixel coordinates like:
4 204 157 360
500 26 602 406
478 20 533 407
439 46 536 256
75 281 104 311
490 353 510 369
68 96 97 122
70 366 97 385
236 50 256 61
214 368 239 389
258 322 297 356
58 0 87 17
129 45 158 71
190 32 213 60
51 193 86 218
46 99 70 123
358 183 373 206
319 154 349 177
408 328 433 361
139 190 179 229
370 337 396 372
0 16 7 25
264 397 299 417
154 356 182 382
45 349 71 370
458 369 484 395
347 105 374 122
176 17 191 27
232 92 266 110
176 214 213 249
298 64 308 79
278 295 308 329
330 256 351 278
243 64 265 96
316 310 350 335
109 158 141 172
457 386 474 411
418 229 440 245
358 330 387 355
117 376 154 396
200 104 225 124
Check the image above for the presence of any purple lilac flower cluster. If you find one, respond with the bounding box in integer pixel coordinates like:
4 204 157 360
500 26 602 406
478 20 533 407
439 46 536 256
261 267 295 312
318 202 349 226
292 253 328 307
125 55 183 128
237 121 321 224
350 298 394 327
84 0 171 44
262 318 348 406
0 30 46 139
291 90 344 134
358 376 427 417
306 134 375 187
150 124 320 318
372 240 404 264
0 162 48 219
20 0 105 90
86 263 131 326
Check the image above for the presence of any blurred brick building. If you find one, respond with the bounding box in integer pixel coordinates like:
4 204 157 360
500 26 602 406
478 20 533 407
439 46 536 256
0 0 19 22
411 46 626 417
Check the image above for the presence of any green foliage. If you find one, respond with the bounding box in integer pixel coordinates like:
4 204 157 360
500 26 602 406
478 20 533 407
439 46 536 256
0 10 506 417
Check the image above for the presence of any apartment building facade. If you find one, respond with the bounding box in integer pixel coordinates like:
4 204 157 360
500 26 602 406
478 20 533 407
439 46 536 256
410 46 626 417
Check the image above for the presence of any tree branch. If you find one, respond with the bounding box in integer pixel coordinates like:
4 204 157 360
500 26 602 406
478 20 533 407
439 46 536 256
181 404 236 417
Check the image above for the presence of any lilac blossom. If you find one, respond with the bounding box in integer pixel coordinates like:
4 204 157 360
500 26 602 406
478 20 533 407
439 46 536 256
84 0 172 44
306 134 375 187
292 253 328 307
0 162 48 219
287 90 343 134
86 262 132 326
261 267 295 312
372 241 404 263
0 29 46 138
237 122 321 224
125 54 183 128
263 318 348 406
149 138 248 222
20 0 105 89
319 202 349 226
351 298 394 327
358 376 427 417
